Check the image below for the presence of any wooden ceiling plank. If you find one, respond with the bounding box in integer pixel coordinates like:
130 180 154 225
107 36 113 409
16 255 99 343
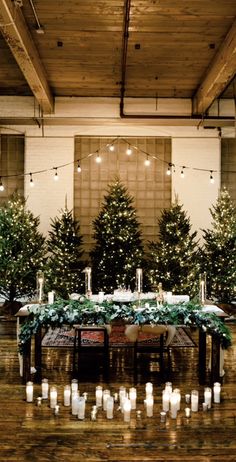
0 0 53 113
193 18 236 115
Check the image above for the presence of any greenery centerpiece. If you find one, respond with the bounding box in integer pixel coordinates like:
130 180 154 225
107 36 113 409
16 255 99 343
19 299 232 353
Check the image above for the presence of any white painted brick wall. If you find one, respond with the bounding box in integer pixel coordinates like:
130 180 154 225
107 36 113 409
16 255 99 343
24 137 74 236
0 96 223 239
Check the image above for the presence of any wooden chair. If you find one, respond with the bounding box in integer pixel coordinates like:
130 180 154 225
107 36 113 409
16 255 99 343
124 324 176 379
73 325 110 377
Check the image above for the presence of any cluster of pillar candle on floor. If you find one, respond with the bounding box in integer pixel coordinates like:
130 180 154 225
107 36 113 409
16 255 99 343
25 379 222 421
161 381 222 420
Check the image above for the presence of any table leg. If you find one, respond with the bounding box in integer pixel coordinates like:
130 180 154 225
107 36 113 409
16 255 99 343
22 339 31 384
198 329 207 384
211 334 221 384
34 327 42 383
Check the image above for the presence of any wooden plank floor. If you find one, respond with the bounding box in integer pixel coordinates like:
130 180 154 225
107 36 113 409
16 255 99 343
1 318 236 462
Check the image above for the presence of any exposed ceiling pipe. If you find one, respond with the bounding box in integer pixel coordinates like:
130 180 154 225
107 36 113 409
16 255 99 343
119 0 233 126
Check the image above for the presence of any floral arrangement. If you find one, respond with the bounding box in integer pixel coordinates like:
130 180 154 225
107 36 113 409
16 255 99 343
19 298 232 353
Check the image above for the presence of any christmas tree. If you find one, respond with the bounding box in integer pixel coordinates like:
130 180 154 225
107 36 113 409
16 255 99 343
46 208 84 298
0 194 46 304
148 201 200 296
90 179 144 292
201 188 236 303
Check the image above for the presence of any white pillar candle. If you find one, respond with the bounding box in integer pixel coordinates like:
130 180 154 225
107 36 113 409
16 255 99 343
166 291 173 304
165 382 172 394
26 381 34 403
98 291 104 303
160 411 167 423
129 387 137 410
185 407 191 418
91 410 97 421
71 379 79 394
123 399 131 422
173 388 181 411
64 385 71 406
202 402 208 412
136 268 143 293
95 386 103 407
78 397 86 420
37 397 42 406
71 392 80 415
170 392 178 419
50 386 57 409
204 387 212 409
48 291 55 304
106 396 114 419
185 393 191 404
191 390 199 412
119 386 126 410
213 382 221 404
162 390 170 412
146 395 154 417
145 382 153 397
103 389 111 411
41 378 49 400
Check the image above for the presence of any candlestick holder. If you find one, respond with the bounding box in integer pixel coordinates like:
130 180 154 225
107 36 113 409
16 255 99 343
199 272 207 305
83 266 92 297
36 270 44 304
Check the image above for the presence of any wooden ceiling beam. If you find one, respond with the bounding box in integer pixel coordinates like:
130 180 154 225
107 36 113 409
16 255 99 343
193 18 236 115
0 0 54 114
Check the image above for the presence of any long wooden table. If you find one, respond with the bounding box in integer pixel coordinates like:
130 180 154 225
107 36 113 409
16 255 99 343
16 304 228 385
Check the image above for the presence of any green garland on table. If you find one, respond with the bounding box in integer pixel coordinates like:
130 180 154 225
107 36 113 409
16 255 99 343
19 298 232 353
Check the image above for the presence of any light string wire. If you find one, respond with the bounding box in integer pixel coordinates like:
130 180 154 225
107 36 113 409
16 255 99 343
0 136 236 185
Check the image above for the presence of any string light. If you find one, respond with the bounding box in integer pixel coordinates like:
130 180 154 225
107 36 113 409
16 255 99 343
144 156 151 166
77 162 81 173
181 167 185 178
54 168 59 181
0 177 4 192
0 136 234 186
29 173 34 187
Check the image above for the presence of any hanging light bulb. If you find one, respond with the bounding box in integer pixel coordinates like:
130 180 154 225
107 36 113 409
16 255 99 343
126 146 132 155
144 156 151 166
29 173 34 187
54 168 59 181
77 161 82 173
210 170 214 184
166 163 172 175
96 153 102 163
109 144 115 152
181 167 185 178
0 177 4 192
